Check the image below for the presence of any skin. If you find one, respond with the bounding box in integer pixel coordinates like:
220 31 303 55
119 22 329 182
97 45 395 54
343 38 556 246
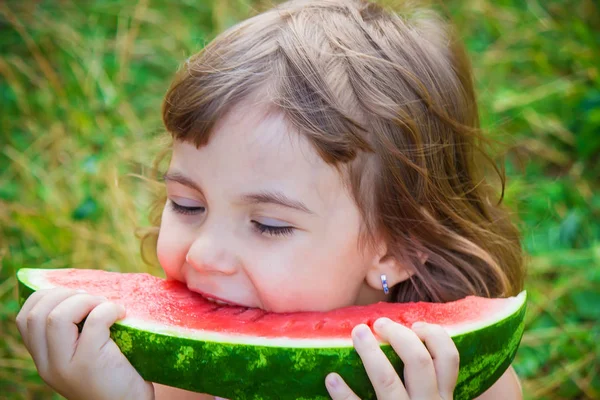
15 100 522 399
156 107 401 313
15 289 154 400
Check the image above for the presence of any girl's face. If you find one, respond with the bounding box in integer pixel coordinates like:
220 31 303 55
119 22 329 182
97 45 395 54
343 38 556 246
157 104 386 313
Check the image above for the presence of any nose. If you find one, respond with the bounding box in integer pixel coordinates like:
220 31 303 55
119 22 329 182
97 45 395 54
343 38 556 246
185 231 239 276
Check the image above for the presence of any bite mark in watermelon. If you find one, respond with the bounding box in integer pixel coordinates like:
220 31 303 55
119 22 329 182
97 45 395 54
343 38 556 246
16 268 526 400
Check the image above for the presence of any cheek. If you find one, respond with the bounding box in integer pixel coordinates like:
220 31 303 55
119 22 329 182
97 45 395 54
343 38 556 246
253 234 368 312
303 228 370 300
156 213 189 279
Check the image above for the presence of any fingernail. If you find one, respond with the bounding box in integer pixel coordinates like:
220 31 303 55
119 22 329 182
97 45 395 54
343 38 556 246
412 321 426 330
76 290 87 294
326 373 340 389
374 317 390 331
355 324 371 341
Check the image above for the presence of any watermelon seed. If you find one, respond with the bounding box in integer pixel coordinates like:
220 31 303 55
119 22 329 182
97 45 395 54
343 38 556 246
313 320 325 330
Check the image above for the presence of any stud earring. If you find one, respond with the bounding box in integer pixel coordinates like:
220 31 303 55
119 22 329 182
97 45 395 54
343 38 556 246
381 274 389 294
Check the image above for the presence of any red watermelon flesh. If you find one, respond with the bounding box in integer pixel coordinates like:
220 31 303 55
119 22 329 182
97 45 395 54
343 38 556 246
43 268 511 340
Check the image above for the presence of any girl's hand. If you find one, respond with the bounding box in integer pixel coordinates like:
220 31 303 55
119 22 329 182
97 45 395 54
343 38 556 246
16 288 155 400
326 318 459 400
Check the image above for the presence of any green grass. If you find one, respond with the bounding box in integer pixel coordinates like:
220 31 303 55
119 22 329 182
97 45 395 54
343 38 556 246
1 0 599 399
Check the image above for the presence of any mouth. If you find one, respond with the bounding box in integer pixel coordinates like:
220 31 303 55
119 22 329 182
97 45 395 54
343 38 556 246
202 295 233 306
190 288 243 307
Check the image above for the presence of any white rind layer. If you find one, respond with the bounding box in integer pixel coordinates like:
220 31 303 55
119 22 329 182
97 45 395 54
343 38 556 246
19 268 527 348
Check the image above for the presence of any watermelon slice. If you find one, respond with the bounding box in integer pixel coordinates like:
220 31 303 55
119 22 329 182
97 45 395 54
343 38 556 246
16 268 526 400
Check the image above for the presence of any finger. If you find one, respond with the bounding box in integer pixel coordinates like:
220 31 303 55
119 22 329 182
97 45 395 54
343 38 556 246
325 373 361 400
22 289 83 370
352 324 408 400
373 318 438 399
412 323 459 400
46 294 109 366
76 301 126 353
16 289 53 348
18 289 53 320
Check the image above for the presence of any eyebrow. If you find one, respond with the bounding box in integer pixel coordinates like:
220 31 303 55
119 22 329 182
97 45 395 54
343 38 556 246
240 191 314 215
164 172 314 215
163 172 202 193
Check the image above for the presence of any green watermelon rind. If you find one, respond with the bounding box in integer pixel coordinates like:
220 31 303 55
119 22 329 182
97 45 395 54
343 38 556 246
16 268 526 400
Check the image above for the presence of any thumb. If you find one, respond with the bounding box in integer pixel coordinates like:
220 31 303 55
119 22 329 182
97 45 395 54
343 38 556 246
77 302 126 352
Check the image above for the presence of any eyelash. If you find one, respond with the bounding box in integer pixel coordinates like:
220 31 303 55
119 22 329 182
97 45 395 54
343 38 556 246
170 201 294 237
252 221 295 237
170 201 205 215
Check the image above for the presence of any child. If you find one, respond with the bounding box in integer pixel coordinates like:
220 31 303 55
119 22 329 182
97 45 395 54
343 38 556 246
16 0 525 398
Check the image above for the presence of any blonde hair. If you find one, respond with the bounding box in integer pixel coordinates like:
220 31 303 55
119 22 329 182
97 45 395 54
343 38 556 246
143 0 525 302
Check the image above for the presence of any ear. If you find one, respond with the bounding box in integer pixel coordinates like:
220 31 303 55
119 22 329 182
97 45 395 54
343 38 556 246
364 253 413 291
364 241 427 292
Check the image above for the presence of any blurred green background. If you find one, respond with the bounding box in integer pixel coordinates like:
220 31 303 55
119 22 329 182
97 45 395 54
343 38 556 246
1 0 599 399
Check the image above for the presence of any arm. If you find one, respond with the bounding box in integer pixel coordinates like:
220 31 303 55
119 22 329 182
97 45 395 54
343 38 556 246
476 366 523 400
153 383 214 400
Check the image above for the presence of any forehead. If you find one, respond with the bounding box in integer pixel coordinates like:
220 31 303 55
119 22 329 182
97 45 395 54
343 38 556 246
170 103 349 208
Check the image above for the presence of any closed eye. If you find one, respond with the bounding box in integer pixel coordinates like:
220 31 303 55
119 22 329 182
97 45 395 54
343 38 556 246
251 221 294 237
170 201 205 215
